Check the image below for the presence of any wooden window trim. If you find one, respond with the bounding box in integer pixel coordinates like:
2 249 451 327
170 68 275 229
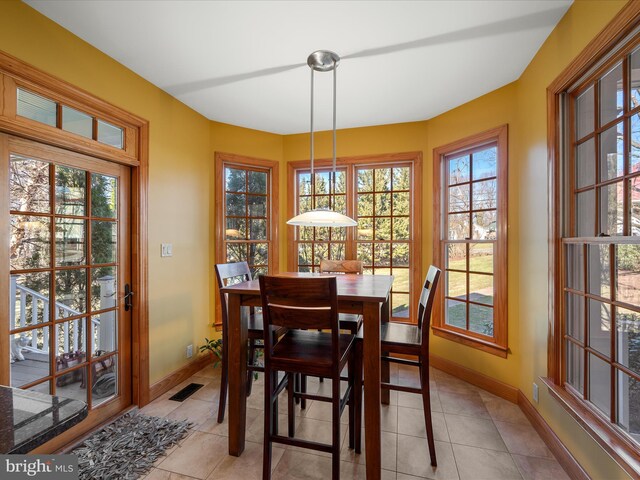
287 152 423 322
432 125 508 358
547 3 640 478
215 152 280 326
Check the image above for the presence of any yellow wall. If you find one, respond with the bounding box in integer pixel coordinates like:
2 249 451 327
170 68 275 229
0 0 636 476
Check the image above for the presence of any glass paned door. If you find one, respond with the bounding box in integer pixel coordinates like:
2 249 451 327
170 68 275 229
2 135 131 420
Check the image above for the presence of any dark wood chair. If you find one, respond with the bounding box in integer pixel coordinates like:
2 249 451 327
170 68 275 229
318 259 364 334
214 262 283 424
379 265 441 467
259 275 362 480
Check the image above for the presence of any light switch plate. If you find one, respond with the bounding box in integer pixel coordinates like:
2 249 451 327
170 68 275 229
161 243 173 257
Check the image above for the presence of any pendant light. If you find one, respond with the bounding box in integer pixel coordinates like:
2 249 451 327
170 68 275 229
287 51 357 228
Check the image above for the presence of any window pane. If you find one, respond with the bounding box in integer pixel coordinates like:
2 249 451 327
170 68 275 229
17 88 56 126
588 244 610 299
566 292 584 342
392 192 410 215
576 189 596 237
299 173 311 195
249 243 268 266
91 355 117 407
599 122 624 181
91 174 117 219
599 62 623 127
55 269 87 318
588 299 611 357
62 106 93 139
358 194 373 216
565 243 584 291
447 271 466 300
56 165 86 216
392 167 410 190
314 243 328 265
446 299 466 329
616 244 640 305
97 120 123 149
469 243 493 273
330 243 345 260
375 218 391 240
374 168 392 192
472 147 497 180
393 268 409 293
566 341 584 394
10 215 51 270
226 218 246 240
375 193 392 216
248 171 267 194
616 369 640 437
226 243 246 263
55 318 86 368
11 272 50 330
392 217 409 240
631 177 640 235
226 168 246 192
357 218 373 240
226 193 246 216
616 307 640 372
631 47 640 109
248 195 267 217
448 213 469 240
392 243 410 267
10 155 50 213
55 366 87 402
315 172 331 195
91 267 116 312
472 179 496 210
469 304 493 336
576 138 595 189
448 185 469 212
589 354 611 417
11 327 50 387
392 293 410 318
298 243 313 266
250 219 267 240
449 155 470 184
56 218 86 266
447 243 466 271
469 274 492 305
357 169 374 192
357 243 372 266
576 86 594 140
374 243 391 266
472 211 496 240
598 182 624 236
92 220 117 264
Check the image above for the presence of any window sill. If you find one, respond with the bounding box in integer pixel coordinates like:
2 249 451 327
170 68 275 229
431 326 508 358
541 377 640 478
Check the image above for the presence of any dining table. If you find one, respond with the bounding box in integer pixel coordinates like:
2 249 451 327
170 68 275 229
221 272 393 480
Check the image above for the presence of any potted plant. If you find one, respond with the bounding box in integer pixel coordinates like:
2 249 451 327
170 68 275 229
199 337 223 367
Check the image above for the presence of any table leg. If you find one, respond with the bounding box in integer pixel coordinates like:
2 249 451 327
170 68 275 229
363 301 381 480
228 294 248 456
380 297 390 405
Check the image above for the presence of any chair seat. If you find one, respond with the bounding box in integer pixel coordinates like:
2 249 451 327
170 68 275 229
272 330 355 377
381 322 422 351
338 313 362 333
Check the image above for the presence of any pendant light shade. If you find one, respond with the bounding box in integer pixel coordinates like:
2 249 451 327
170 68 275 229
286 50 357 228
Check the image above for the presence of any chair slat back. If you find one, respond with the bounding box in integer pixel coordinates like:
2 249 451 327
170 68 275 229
319 259 363 275
417 266 441 346
215 262 252 325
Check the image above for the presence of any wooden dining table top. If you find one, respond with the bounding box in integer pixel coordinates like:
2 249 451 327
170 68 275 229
221 272 394 303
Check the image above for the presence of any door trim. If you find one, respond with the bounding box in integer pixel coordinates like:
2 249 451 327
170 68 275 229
0 50 150 408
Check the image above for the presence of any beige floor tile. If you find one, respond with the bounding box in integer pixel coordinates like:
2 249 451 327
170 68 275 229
189 379 222 403
482 395 530 425
396 436 459 479
195 364 222 379
152 431 195 467
398 407 449 442
244 407 294 444
198 406 262 437
396 474 427 480
271 449 369 479
340 428 397 471
397 389 441 412
381 404 399 433
300 396 353 424
206 440 285 479
511 454 570 480
140 392 182 418
285 416 348 458
438 390 491 419
157 431 227 479
165 398 216 427
445 413 507 452
434 373 478 396
494 421 553 458
452 444 522 480
144 468 199 480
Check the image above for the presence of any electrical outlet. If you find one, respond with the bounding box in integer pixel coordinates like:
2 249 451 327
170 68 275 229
533 382 539 403
161 243 173 257
186 344 193 358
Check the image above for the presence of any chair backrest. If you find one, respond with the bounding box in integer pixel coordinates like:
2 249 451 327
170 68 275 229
214 262 252 327
319 259 363 275
259 275 341 372
417 266 441 347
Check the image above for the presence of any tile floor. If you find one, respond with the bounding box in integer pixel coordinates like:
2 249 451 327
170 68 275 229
140 363 570 480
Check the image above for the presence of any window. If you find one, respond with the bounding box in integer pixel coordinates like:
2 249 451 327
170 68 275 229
289 153 422 322
216 153 279 282
548 10 640 476
433 126 508 356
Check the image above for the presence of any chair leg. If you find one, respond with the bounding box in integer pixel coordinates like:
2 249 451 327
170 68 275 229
332 376 341 480
287 372 295 437
217 327 229 424
263 370 275 480
381 349 390 405
420 362 437 467
354 340 363 454
272 372 279 437
301 375 307 410
247 339 256 397
348 354 355 450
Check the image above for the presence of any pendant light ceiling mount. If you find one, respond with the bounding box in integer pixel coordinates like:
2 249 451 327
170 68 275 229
287 50 357 228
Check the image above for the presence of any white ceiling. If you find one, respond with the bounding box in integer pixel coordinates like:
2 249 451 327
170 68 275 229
25 0 572 135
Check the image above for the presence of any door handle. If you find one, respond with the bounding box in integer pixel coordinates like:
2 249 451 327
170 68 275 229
124 283 134 311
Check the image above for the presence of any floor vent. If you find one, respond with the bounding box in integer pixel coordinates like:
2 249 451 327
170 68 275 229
169 383 204 402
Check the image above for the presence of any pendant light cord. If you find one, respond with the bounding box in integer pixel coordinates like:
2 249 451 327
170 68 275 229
310 67 315 210
332 60 337 208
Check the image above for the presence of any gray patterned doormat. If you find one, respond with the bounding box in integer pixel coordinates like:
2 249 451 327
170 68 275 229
73 411 192 480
